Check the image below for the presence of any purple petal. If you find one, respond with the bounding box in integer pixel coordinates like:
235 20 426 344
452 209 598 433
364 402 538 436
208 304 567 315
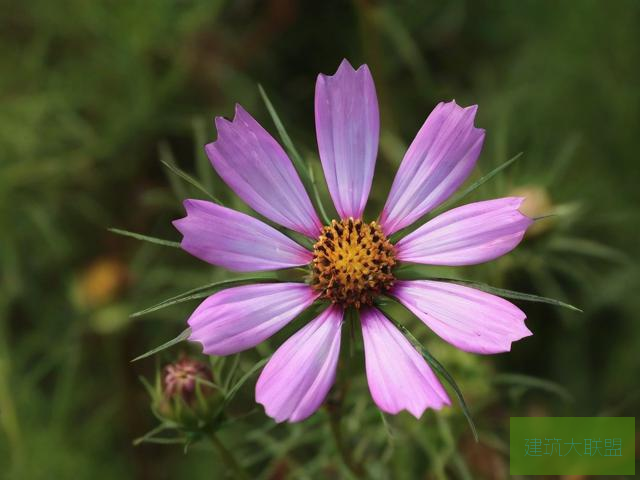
395 197 533 266
380 101 485 235
393 280 531 354
173 199 312 271
256 305 343 422
206 105 322 238
315 59 379 219
188 283 318 356
360 308 450 418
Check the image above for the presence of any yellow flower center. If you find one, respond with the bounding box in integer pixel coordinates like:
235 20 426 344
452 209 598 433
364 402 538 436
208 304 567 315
311 218 396 308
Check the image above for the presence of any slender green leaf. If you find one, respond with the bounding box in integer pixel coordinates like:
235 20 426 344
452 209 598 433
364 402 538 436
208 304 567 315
308 161 331 224
108 228 180 248
135 291 213 316
533 213 558 221
160 159 223 204
135 436 185 445
192 116 216 193
138 375 158 398
378 410 394 440
258 84 333 224
223 354 241 392
213 357 269 421
130 277 281 318
193 376 223 392
437 152 523 212
159 142 189 201
492 373 574 403
410 344 477 439
258 84 307 180
377 305 478 441
446 278 581 312
131 328 191 362
133 424 169 446
394 269 582 312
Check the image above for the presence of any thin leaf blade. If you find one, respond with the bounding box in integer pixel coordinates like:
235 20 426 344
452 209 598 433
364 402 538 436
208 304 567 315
132 328 192 362
258 84 333 225
160 158 224 205
212 357 269 422
130 277 281 318
440 152 523 211
307 160 332 224
108 228 180 248
258 84 307 180
440 278 582 312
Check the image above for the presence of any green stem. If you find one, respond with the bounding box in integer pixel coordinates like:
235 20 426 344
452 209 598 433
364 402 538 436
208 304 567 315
210 432 250 480
0 296 24 473
327 406 365 478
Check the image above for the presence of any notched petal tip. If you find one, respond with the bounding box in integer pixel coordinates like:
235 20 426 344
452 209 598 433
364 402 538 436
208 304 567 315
181 198 200 210
361 308 450 419
172 200 312 271
213 114 232 132
232 103 252 124
206 101 322 237
464 103 478 114
172 199 201 237
511 196 536 222
393 280 532 355
187 283 318 357
385 389 451 419
315 59 379 219
379 98 485 235
506 196 536 234
440 100 483 130
210 104 253 141
336 58 356 73
321 58 372 80
255 306 343 423
171 218 186 238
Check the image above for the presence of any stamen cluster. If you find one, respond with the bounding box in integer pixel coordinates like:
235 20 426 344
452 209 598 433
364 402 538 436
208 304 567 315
311 218 396 308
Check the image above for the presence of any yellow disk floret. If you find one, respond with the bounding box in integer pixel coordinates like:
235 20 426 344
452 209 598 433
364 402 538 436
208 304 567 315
311 218 396 308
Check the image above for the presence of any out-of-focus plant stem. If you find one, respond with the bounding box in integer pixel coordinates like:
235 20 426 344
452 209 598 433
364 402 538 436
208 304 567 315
210 431 250 480
328 402 365 478
0 297 24 472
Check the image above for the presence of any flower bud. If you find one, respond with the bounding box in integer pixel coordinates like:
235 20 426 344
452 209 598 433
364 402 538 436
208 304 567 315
153 356 221 430
164 357 214 404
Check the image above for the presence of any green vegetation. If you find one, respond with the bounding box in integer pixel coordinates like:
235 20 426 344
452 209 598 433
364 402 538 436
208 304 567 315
1 1 638 478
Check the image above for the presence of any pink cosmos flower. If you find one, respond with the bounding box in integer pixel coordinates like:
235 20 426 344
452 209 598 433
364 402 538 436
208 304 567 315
173 60 533 422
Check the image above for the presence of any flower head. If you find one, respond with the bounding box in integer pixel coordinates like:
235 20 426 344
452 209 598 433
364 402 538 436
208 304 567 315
311 218 396 308
164 356 214 404
173 59 533 422
155 356 218 427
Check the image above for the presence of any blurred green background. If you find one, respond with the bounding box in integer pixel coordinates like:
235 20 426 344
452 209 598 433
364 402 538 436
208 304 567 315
1 0 638 478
